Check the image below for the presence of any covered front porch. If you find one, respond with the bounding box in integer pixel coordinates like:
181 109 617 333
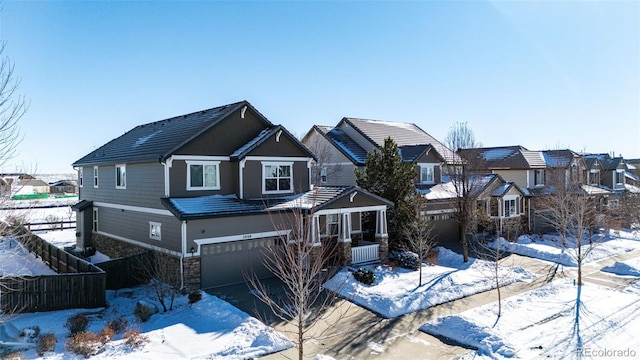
308 206 389 265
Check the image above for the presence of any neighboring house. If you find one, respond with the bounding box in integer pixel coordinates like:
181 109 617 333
582 154 628 192
49 180 78 194
422 174 527 240
72 101 392 290
13 179 50 196
541 149 586 191
301 118 457 187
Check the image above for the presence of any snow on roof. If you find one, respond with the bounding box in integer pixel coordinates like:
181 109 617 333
625 183 640 194
134 129 163 148
482 148 516 162
581 184 612 195
230 128 272 158
491 183 511 197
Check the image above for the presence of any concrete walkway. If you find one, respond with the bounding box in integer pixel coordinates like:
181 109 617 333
213 248 640 360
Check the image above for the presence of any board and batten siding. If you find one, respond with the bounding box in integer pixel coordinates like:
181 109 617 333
96 206 182 253
79 163 165 209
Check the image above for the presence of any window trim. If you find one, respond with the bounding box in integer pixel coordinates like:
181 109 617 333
79 168 83 188
589 169 600 186
149 221 162 241
502 195 521 218
320 167 328 184
419 164 436 184
93 166 99 188
615 170 625 186
262 162 294 194
186 161 221 191
534 169 545 187
92 208 98 232
116 164 126 189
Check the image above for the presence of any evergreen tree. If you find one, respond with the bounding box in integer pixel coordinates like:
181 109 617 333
355 137 416 249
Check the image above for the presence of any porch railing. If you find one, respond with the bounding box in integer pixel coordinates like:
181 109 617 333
351 242 379 264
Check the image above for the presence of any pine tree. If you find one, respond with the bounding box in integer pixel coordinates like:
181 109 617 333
355 137 416 249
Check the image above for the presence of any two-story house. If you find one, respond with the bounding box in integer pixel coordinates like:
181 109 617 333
72 101 392 290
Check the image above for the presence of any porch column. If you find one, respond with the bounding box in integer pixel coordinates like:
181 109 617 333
374 209 389 261
310 214 321 245
338 212 352 266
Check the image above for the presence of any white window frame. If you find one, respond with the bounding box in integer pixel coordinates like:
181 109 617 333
589 169 600 186
262 162 293 194
419 164 435 184
149 222 162 241
116 164 126 189
615 170 625 186
79 168 83 188
320 167 328 184
326 213 339 237
186 161 221 191
92 208 98 232
93 166 99 188
534 170 545 187
503 195 520 218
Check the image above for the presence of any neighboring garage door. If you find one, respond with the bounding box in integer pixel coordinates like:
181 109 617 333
200 237 277 289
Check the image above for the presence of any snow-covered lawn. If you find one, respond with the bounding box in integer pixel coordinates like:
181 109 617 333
421 279 640 359
489 230 640 267
1 286 292 359
0 239 57 276
324 247 534 318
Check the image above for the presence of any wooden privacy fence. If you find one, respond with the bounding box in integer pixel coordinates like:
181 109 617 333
96 252 153 290
0 233 106 313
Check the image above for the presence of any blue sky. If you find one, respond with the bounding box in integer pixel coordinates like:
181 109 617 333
1 1 638 174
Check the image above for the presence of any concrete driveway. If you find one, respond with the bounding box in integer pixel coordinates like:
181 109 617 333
208 249 640 359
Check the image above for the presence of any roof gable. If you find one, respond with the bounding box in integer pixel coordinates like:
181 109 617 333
230 125 316 161
73 101 273 166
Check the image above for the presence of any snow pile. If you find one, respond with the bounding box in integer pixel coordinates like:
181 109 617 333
324 247 534 318
602 258 640 277
4 285 292 359
421 279 640 359
489 233 640 266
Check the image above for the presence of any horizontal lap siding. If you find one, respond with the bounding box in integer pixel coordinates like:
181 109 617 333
97 207 182 253
188 214 284 245
79 163 165 209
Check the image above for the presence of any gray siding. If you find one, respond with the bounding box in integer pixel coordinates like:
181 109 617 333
187 213 285 251
493 170 528 190
79 163 165 209
96 206 182 253
325 163 358 186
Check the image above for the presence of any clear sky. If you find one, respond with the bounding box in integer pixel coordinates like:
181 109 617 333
1 1 638 174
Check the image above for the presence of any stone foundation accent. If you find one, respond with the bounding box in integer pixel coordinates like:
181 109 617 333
92 233 147 258
375 235 389 261
183 256 201 292
338 240 352 266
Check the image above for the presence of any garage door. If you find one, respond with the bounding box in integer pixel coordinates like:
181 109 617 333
200 237 277 289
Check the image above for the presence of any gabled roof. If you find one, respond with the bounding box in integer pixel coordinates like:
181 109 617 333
582 153 626 171
315 126 369 165
460 146 546 170
338 118 458 163
398 144 444 163
162 186 393 220
421 173 523 201
73 101 271 166
542 149 581 168
230 125 316 161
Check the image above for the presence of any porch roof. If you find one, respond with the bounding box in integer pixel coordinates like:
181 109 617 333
162 186 392 220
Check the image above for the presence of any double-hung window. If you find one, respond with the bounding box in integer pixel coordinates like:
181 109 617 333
187 161 220 191
534 170 545 186
263 162 293 194
116 164 126 189
615 170 625 187
420 165 435 184
149 222 161 240
79 168 84 188
504 199 517 217
93 166 99 188
320 167 328 183
92 208 99 232
589 169 600 186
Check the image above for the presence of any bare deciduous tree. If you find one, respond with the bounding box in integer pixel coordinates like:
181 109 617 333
137 252 179 312
402 196 437 287
444 122 482 262
247 198 348 360
0 42 27 171
303 131 343 186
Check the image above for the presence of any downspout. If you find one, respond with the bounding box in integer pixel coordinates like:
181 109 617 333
180 220 188 290
239 159 246 199
162 157 173 198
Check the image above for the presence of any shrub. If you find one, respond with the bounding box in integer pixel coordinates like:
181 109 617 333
389 250 420 270
188 290 202 306
107 317 129 334
134 302 157 322
35 333 58 356
65 313 89 335
98 327 115 344
65 331 104 358
19 325 40 340
352 268 376 285
123 329 149 349
426 248 439 266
